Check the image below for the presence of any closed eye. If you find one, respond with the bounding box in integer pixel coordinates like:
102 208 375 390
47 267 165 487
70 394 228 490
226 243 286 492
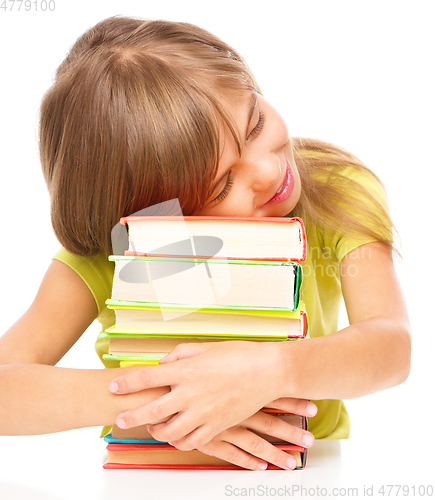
248 111 265 139
213 170 233 203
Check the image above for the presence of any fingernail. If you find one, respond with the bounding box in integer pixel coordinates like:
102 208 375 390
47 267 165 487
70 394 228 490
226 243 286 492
258 461 268 470
306 403 317 416
117 417 127 429
109 381 119 393
302 434 314 447
286 457 297 469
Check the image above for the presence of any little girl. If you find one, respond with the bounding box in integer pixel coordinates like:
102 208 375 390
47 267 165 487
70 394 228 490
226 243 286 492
0 16 411 471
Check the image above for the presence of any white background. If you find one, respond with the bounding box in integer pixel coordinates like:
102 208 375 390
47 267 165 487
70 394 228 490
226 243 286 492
0 1 434 498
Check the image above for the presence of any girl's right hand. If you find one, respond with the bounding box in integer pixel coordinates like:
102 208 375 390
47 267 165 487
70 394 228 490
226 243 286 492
174 403 316 471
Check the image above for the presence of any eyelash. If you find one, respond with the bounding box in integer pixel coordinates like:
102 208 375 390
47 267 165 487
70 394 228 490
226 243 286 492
248 111 265 139
212 111 265 204
213 171 233 203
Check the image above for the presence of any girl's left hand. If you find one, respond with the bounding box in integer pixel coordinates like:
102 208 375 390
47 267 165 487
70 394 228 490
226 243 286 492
109 340 289 449
181 409 316 471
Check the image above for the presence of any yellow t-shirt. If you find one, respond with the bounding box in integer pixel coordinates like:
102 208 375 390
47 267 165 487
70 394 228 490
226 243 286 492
52 165 391 440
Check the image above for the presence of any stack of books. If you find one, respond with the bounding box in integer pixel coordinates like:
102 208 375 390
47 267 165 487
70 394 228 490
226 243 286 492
102 215 308 470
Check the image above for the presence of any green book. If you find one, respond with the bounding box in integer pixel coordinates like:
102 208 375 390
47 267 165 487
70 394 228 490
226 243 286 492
100 332 292 366
104 299 308 340
109 255 301 312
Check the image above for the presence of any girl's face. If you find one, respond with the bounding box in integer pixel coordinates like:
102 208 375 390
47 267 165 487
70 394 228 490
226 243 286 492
195 92 301 218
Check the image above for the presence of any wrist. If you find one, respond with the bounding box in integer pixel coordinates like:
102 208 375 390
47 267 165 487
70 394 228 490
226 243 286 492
265 340 299 401
274 338 303 398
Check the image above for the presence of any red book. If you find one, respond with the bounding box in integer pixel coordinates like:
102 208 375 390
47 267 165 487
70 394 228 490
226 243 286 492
103 442 307 470
120 216 306 262
104 412 308 470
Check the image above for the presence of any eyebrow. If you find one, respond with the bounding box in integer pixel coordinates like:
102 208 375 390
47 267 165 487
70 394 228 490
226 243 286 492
207 91 258 199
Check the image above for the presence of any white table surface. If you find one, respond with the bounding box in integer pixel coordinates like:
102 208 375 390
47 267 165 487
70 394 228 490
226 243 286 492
0 426 433 500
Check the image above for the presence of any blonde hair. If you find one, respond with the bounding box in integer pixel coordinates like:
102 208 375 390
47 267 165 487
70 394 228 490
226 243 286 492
290 137 400 259
39 16 398 258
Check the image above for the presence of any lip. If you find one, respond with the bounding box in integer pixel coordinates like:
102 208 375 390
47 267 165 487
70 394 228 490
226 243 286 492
264 160 294 206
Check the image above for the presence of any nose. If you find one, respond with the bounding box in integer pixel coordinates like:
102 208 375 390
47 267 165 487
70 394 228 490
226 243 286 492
249 155 282 192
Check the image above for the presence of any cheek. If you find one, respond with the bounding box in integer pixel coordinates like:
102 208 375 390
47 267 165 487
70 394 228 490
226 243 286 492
262 98 290 145
211 198 255 217
268 112 290 149
197 189 256 217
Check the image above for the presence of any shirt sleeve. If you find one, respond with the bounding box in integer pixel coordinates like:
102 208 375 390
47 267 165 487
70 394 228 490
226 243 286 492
323 166 393 264
52 247 115 316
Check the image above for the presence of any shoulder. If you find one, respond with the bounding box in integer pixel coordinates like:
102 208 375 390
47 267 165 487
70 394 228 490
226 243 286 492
52 247 114 316
0 258 99 365
314 162 388 201
295 143 390 212
339 165 388 205
305 164 392 264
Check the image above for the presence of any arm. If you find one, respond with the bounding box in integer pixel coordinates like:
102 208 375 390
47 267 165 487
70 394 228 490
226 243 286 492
279 241 411 399
109 241 410 448
0 363 168 435
0 260 308 471
0 259 168 435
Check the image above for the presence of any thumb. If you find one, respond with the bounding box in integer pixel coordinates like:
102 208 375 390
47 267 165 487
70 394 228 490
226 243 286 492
263 398 318 417
159 342 215 364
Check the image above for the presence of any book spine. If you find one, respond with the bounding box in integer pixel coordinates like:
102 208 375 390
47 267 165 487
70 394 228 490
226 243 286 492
123 252 302 262
103 462 306 470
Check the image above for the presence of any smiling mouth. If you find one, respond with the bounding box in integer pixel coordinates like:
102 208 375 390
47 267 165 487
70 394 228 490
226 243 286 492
263 160 294 206
274 169 287 196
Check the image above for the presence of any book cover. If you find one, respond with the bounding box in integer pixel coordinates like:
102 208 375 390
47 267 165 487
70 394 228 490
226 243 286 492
103 442 307 470
120 216 307 262
104 301 308 340
109 255 302 311
106 413 307 443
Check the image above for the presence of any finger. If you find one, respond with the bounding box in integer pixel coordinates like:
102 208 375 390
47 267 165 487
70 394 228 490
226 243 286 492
245 411 315 449
116 391 180 429
198 438 269 471
157 421 222 451
220 426 301 471
264 398 317 417
109 364 173 394
147 410 217 446
159 342 214 364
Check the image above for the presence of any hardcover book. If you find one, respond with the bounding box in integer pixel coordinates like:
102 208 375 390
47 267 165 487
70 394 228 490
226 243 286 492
103 411 308 470
104 299 308 340
120 216 306 262
102 215 309 470
110 255 302 311
103 442 306 470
